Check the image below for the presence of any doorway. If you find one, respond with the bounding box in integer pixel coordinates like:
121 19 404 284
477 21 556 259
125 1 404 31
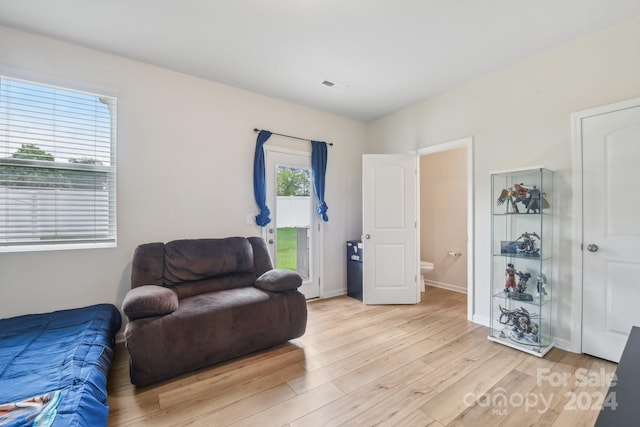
265 147 320 299
418 137 474 321
419 146 468 295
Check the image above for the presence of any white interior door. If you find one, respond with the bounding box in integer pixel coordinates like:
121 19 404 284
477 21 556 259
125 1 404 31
581 102 640 362
362 154 418 304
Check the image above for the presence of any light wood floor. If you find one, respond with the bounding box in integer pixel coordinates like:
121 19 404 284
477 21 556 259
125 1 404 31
107 287 616 426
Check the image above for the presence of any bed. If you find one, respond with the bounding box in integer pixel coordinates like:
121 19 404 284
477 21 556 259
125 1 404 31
0 304 121 427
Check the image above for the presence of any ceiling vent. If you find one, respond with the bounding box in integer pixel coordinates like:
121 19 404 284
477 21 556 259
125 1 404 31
321 80 348 91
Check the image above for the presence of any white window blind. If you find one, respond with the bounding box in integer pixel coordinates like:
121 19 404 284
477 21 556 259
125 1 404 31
0 76 117 251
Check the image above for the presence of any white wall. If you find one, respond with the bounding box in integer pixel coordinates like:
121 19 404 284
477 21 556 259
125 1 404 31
0 25 365 320
367 16 640 351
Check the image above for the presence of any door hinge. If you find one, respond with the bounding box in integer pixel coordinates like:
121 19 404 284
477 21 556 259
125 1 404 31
580 243 583 251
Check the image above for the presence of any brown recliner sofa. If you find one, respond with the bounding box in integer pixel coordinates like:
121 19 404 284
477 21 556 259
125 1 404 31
121 236 307 386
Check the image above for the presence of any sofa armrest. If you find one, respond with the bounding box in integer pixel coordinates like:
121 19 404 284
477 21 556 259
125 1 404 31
122 285 178 320
255 269 303 292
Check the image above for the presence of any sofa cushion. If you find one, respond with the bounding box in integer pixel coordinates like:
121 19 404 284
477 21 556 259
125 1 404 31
164 237 254 285
255 269 303 292
167 272 257 299
122 285 179 320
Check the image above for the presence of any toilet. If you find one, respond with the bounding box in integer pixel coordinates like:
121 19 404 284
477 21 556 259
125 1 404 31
420 261 434 292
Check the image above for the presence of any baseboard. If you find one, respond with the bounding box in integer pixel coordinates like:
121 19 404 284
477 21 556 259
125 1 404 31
552 337 572 353
472 314 490 327
321 288 347 299
425 280 467 294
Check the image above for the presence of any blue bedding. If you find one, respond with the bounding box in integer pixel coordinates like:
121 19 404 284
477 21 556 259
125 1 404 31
0 304 121 427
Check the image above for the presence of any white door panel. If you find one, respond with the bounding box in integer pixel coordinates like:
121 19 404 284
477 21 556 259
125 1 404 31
362 155 418 305
581 104 640 362
373 163 407 228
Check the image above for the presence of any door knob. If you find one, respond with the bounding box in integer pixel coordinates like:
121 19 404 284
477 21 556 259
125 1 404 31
586 244 598 252
364 234 371 240
268 239 274 244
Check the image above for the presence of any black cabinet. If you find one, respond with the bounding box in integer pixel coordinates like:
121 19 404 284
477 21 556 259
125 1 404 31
346 240 363 301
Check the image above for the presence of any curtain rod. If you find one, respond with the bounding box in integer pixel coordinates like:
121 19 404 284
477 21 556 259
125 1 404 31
253 128 334 146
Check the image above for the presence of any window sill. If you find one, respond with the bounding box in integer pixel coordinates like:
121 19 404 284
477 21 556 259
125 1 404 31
0 241 117 253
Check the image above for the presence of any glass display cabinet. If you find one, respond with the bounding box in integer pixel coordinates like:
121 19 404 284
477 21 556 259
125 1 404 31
488 167 554 357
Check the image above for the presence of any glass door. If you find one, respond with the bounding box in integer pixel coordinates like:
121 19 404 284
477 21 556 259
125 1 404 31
265 148 320 299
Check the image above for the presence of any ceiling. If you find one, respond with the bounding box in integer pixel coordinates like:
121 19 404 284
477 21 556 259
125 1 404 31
1 1 639 122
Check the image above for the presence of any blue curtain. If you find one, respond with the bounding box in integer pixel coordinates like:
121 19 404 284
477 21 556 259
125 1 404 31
253 130 272 226
311 141 329 222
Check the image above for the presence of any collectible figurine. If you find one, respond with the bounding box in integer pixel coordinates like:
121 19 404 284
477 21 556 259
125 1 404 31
525 185 541 213
536 273 548 297
513 183 529 212
509 271 533 301
500 231 541 257
515 231 540 256
515 184 550 213
498 305 540 343
504 263 516 293
497 187 518 213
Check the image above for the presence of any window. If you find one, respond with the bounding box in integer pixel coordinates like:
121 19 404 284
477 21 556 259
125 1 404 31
0 76 117 251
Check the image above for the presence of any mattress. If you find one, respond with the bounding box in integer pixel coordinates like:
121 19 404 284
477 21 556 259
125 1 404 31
0 304 121 427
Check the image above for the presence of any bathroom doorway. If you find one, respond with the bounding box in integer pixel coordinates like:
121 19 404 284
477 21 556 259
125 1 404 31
418 137 473 320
